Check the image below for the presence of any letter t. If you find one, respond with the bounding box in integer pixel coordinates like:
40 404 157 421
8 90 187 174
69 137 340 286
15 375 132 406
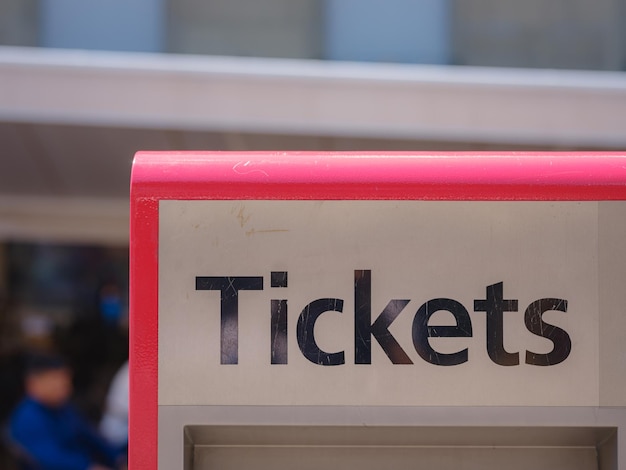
474 282 519 366
196 276 263 364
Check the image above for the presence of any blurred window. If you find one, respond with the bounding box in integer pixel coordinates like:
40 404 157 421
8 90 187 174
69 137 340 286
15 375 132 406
39 0 165 52
324 0 450 64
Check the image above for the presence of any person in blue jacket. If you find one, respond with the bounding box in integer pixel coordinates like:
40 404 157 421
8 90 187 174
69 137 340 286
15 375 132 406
9 352 124 470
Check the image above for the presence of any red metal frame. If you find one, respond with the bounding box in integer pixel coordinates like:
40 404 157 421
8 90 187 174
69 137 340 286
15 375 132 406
129 151 626 470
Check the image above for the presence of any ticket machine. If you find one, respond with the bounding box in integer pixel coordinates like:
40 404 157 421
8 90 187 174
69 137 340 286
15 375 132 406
130 152 626 470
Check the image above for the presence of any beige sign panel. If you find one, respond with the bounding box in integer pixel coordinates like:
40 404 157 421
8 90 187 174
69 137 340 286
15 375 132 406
158 200 621 407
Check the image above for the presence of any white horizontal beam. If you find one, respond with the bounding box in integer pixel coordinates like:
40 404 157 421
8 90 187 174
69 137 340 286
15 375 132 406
1 46 626 147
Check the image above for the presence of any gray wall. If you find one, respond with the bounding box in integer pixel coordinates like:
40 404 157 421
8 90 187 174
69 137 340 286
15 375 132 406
0 0 38 46
166 0 323 59
451 0 626 70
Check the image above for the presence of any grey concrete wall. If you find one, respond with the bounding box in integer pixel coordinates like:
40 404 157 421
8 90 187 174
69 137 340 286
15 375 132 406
0 0 38 46
451 0 626 70
3 0 625 71
166 0 323 59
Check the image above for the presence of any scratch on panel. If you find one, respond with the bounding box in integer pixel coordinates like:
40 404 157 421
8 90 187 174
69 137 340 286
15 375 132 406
236 206 251 228
246 228 290 237
232 161 269 177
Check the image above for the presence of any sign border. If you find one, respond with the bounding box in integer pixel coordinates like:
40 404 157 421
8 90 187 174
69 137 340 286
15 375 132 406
129 151 626 470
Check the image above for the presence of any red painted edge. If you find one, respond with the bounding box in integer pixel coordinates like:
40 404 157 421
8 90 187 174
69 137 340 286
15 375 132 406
131 151 626 201
128 151 626 470
129 195 158 470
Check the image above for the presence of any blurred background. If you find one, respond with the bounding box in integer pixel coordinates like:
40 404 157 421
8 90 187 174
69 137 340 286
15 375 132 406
0 0 625 466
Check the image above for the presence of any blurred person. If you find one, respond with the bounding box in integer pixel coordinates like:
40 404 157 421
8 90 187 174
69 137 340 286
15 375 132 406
8 352 124 470
99 361 128 449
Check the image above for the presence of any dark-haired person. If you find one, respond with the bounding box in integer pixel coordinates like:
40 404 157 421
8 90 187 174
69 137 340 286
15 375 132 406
8 353 124 470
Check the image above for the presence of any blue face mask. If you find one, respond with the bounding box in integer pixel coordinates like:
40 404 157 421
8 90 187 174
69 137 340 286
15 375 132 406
100 291 122 325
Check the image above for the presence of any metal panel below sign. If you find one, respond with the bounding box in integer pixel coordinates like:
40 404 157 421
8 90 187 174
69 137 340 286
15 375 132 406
184 425 612 470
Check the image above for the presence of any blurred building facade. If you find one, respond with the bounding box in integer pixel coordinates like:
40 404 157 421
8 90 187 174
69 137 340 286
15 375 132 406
0 0 625 385
2 0 626 68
